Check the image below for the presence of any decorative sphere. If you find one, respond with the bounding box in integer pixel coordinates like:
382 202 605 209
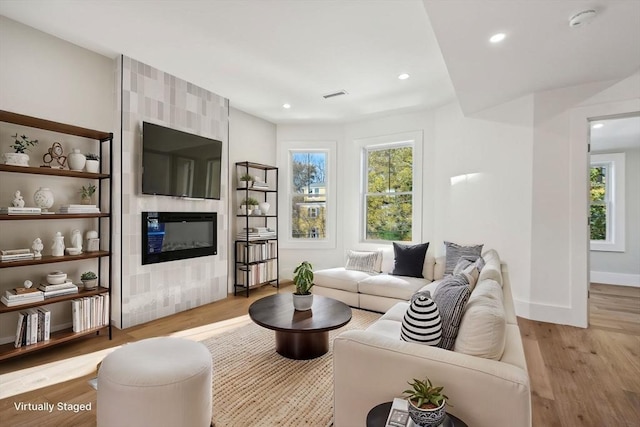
24 280 33 289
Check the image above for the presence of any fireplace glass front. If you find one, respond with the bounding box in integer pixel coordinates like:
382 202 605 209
142 212 217 265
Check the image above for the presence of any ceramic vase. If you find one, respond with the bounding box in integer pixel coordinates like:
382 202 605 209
51 232 65 257
259 202 270 214
34 187 54 212
85 159 100 173
68 149 86 171
293 293 313 311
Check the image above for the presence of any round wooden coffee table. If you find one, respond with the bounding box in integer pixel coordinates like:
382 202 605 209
366 402 468 427
248 293 352 360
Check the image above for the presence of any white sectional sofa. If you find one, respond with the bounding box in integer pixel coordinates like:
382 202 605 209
325 248 531 427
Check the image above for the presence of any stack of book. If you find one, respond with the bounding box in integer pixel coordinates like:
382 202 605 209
1 288 45 307
0 249 34 262
58 204 100 214
0 207 41 215
237 227 277 241
14 308 51 348
72 294 109 332
252 181 269 189
38 281 79 298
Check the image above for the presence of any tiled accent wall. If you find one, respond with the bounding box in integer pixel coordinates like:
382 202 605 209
114 55 228 329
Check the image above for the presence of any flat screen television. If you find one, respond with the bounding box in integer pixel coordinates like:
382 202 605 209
142 122 222 199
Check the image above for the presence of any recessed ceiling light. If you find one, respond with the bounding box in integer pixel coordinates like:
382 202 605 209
282 103 291 109
398 73 410 80
592 123 604 129
489 33 506 43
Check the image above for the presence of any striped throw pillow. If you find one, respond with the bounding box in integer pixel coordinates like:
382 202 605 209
401 291 442 346
444 241 483 276
345 250 382 273
433 274 472 350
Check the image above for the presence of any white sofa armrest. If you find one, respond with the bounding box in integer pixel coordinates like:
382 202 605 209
333 330 531 427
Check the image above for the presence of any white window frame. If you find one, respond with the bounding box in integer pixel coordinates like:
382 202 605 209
356 131 423 243
590 152 625 252
278 140 337 249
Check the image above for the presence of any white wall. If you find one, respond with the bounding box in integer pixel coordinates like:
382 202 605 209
0 17 115 343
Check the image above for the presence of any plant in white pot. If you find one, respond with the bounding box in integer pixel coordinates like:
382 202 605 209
292 260 314 311
239 172 253 188
81 271 98 290
4 133 38 166
84 153 100 173
403 377 450 427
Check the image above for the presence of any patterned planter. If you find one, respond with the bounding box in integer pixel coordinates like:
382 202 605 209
407 399 446 427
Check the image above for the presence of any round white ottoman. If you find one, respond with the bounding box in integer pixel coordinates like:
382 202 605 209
97 337 212 427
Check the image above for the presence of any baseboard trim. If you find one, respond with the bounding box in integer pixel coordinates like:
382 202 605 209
590 271 640 287
514 298 585 328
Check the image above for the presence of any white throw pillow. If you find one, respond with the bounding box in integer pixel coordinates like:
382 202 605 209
345 250 382 273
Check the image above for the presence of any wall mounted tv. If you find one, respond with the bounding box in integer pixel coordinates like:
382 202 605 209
142 122 222 200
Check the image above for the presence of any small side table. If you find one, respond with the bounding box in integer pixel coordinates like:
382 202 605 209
366 402 468 427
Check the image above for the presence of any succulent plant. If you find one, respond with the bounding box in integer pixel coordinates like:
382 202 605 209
80 183 97 198
293 261 314 295
240 172 254 182
403 377 449 409
85 153 100 160
81 271 97 280
241 197 259 206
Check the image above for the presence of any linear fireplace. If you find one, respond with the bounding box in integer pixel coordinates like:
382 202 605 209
142 212 217 265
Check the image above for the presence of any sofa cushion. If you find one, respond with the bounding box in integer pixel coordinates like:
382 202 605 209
358 274 427 300
345 250 383 273
433 274 471 350
454 282 506 360
400 292 442 346
391 242 429 278
313 267 371 293
452 260 480 292
444 241 484 276
478 250 502 286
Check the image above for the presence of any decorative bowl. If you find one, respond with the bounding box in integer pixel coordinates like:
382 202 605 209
47 271 67 284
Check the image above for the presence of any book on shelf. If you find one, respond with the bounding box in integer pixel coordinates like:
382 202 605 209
1 253 34 261
37 307 51 341
41 287 79 299
14 312 26 348
0 207 42 214
2 291 44 306
14 287 41 295
385 398 411 427
58 206 101 213
5 289 45 300
1 248 31 255
38 281 77 291
66 204 97 209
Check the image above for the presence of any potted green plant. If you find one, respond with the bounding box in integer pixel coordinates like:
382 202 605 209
81 271 98 290
84 153 100 173
80 183 97 204
292 261 314 311
239 172 254 188
241 196 259 212
403 377 449 427
4 133 38 166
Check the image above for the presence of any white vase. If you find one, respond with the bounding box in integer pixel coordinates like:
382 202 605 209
259 202 270 214
51 232 65 257
68 149 86 171
34 187 54 212
85 159 100 173
3 152 29 166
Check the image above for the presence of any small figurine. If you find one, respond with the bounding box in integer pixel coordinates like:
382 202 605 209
23 280 33 289
32 237 43 258
12 190 25 208
71 229 83 252
51 232 65 257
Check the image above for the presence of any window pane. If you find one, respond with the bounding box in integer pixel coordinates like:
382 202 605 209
367 147 413 193
290 152 326 239
590 204 607 241
366 194 412 241
590 166 607 202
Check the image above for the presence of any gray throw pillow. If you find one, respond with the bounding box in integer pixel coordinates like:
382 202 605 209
401 291 442 346
433 274 472 350
444 241 483 276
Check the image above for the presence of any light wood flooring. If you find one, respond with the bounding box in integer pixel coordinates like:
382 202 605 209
0 283 638 426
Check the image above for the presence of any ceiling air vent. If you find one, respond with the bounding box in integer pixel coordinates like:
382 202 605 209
323 90 348 99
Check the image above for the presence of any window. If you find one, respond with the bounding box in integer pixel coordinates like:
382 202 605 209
590 153 625 252
363 144 413 241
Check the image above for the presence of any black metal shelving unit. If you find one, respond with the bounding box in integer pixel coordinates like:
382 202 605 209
234 161 279 297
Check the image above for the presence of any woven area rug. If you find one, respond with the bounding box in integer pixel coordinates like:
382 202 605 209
201 308 381 427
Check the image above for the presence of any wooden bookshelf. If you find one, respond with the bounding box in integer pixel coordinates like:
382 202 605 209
0 286 109 314
0 164 109 179
0 251 110 268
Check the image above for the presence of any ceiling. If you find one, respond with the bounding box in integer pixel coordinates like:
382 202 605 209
591 116 640 152
0 0 639 124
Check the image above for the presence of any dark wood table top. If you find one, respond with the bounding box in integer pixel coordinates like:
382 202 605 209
248 293 352 333
366 402 468 427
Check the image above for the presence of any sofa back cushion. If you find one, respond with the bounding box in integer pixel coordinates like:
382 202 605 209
400 291 442 346
454 279 506 360
444 241 484 276
479 249 502 286
380 247 436 281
